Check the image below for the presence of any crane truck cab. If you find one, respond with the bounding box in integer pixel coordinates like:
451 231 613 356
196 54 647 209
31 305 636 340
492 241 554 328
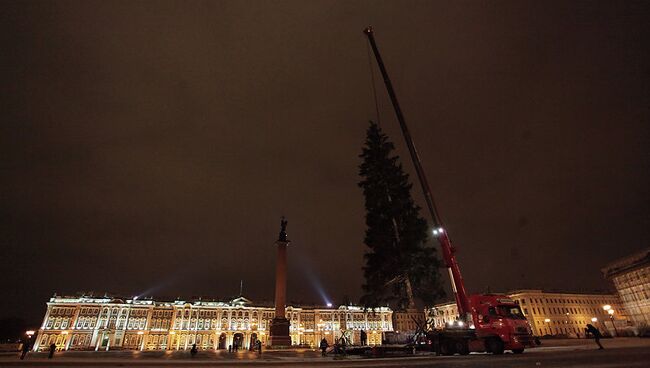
470 294 535 354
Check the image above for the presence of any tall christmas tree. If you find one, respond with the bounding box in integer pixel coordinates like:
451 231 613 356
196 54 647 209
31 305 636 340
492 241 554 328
358 121 444 310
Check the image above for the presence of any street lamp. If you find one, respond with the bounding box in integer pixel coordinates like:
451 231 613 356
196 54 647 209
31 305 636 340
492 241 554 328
607 309 618 337
602 305 618 337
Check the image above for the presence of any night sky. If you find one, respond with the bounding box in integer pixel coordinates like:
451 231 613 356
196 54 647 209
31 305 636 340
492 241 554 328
1 1 648 325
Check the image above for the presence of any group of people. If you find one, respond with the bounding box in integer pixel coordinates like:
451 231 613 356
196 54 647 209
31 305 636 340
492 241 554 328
224 340 262 355
20 339 265 361
20 340 56 360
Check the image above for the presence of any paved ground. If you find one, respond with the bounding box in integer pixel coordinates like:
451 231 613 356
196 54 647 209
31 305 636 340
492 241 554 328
1 338 649 367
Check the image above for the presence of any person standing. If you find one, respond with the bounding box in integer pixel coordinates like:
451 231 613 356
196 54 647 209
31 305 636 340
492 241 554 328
48 343 56 359
190 343 197 358
360 330 367 346
320 338 329 356
585 324 604 350
256 339 262 354
20 339 31 360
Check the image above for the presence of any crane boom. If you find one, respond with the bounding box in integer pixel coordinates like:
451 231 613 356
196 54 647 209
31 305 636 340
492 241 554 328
363 26 471 319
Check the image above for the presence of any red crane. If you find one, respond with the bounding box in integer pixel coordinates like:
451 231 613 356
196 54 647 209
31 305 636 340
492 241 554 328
363 26 471 321
364 26 535 355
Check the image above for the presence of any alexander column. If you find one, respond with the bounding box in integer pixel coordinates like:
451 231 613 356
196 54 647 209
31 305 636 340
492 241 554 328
269 217 291 347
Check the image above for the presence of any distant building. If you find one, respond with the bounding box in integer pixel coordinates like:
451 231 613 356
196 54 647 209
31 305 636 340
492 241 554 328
33 294 392 352
602 248 650 327
392 309 425 335
426 290 629 337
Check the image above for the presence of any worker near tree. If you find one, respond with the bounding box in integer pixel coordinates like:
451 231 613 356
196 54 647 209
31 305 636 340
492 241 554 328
319 338 329 356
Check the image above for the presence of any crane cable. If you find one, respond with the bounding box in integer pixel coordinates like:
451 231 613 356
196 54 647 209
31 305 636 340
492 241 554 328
366 39 381 126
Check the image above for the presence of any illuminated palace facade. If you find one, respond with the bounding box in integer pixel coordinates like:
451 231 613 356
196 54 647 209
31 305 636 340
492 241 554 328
427 290 630 337
33 295 393 352
602 248 650 327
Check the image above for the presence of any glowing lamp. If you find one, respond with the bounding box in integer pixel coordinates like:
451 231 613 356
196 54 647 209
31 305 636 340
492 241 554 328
591 317 597 322
25 330 35 336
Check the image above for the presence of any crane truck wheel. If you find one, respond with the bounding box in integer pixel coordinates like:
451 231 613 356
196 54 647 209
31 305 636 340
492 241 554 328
487 338 504 355
512 348 524 354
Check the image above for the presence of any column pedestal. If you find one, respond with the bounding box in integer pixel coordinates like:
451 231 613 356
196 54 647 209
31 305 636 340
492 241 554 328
269 317 291 346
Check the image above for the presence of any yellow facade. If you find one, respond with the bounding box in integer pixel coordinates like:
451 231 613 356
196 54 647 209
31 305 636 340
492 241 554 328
392 309 425 334
602 248 650 328
33 295 392 352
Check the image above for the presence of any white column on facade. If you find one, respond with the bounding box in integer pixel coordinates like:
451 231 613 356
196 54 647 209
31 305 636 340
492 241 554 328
194 309 200 348
70 306 81 332
95 330 102 351
183 308 191 350
123 306 131 333
168 308 177 351
33 304 53 351
141 307 153 351
64 333 73 351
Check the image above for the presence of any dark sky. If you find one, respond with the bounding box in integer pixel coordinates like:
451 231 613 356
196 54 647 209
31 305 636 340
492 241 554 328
1 1 648 325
